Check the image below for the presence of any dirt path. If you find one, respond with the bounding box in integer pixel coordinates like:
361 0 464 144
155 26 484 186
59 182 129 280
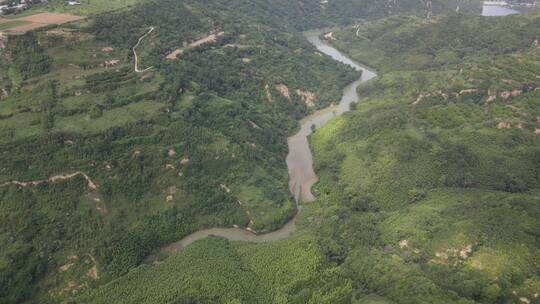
133 26 155 73
190 31 224 47
1 172 97 190
165 31 225 60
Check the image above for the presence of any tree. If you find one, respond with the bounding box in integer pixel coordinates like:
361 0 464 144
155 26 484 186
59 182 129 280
90 104 104 119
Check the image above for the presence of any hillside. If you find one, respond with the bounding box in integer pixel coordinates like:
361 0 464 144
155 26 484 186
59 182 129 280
309 11 540 303
78 9 540 304
0 0 360 302
1 0 538 303
1 0 482 29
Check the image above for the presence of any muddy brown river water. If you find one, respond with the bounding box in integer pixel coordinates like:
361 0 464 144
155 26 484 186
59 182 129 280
150 30 377 258
288 30 377 203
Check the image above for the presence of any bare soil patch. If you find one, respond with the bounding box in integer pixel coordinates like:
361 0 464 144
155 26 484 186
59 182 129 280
166 48 183 60
296 89 316 107
248 119 261 129
500 89 522 99
190 31 224 47
498 121 511 129
324 31 336 40
4 13 84 33
58 263 74 273
2 21 40 32
86 256 99 279
165 31 225 60
275 84 290 99
46 29 72 37
19 12 84 24
87 265 99 279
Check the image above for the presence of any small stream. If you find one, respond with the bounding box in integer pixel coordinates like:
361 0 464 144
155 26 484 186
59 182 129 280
150 30 377 258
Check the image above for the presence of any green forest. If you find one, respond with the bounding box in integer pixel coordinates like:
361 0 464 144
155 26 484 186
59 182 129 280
1 0 539 303
309 11 540 304
0 0 359 302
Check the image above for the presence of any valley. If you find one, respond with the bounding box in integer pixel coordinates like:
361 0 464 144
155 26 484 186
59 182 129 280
0 0 539 303
146 30 377 262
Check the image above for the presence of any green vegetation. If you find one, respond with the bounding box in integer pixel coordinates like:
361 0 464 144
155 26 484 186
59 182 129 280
1 0 538 303
0 20 30 31
307 11 540 304
329 13 540 72
3 32 51 82
1 9 45 19
83 235 334 303
185 0 481 30
0 0 359 302
17 0 143 16
71 9 540 304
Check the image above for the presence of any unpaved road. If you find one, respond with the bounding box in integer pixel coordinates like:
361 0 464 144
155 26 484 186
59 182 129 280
166 31 225 60
1 171 97 189
133 26 155 73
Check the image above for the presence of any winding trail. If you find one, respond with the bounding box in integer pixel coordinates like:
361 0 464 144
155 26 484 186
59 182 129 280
133 26 155 73
1 172 97 190
149 30 377 259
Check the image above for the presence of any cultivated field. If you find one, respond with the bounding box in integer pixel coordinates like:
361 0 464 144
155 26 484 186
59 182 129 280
0 12 84 33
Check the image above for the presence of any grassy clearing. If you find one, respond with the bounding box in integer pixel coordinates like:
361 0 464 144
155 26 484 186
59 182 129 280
55 101 165 133
41 0 142 15
1 9 45 19
0 20 31 31
0 28 166 141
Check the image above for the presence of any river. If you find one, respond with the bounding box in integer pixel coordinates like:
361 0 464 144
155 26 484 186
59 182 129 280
482 4 520 16
149 30 377 259
288 31 377 203
480 1 535 16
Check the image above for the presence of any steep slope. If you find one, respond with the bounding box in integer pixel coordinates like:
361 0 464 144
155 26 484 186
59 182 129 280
308 11 540 304
0 1 527 303
83 235 328 304
77 10 540 304
0 0 359 302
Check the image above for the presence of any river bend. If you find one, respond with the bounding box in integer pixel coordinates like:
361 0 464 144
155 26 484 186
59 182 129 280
151 30 377 257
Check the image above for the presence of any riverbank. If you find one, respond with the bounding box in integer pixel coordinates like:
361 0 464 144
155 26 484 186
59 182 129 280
145 30 377 261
